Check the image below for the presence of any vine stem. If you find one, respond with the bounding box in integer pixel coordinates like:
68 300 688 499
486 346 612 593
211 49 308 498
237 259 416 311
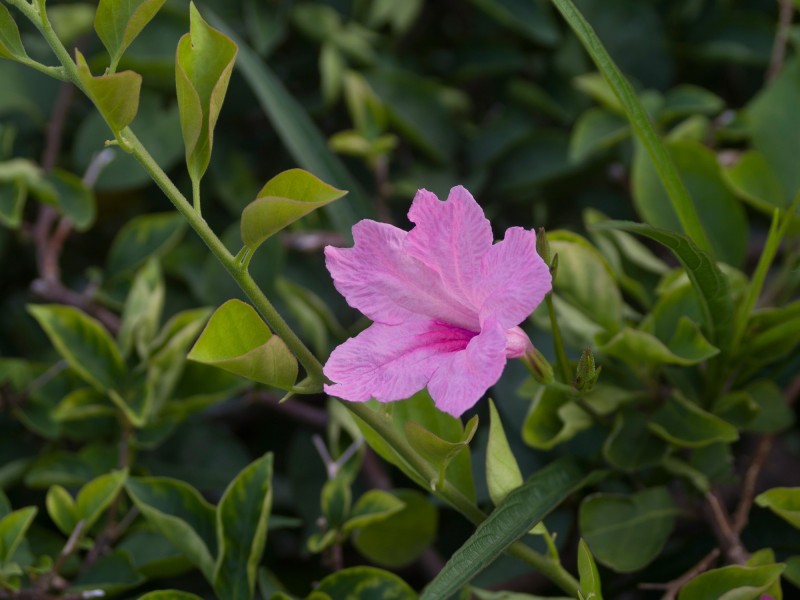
546 294 572 383
25 3 581 594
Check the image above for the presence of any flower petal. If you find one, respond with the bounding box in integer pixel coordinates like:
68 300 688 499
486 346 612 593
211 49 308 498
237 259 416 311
405 186 494 309
324 319 477 403
426 318 508 417
476 227 552 328
325 220 478 328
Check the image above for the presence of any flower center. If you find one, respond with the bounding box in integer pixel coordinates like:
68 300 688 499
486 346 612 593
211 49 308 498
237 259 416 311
423 321 478 353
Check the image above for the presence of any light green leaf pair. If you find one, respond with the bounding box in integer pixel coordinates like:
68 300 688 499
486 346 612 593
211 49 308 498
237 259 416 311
45 469 128 536
188 299 298 390
176 3 237 186
241 169 347 252
75 50 141 134
95 0 166 71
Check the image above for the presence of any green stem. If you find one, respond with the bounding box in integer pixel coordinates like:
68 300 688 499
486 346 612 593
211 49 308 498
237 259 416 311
546 294 572 383
192 175 201 214
123 132 325 387
550 0 713 254
346 403 580 596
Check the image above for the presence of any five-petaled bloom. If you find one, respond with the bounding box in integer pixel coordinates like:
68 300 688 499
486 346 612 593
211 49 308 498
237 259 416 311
323 186 552 417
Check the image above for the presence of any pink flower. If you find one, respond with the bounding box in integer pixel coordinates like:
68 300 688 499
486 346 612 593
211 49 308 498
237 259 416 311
323 186 552 417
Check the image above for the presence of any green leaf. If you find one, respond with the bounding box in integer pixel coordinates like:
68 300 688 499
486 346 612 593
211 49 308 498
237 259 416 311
659 85 724 122
598 319 719 367
420 458 592 599
550 0 713 252
48 168 95 231
74 50 142 134
549 232 624 334
603 410 668 472
756 488 800 529
188 299 298 389
631 139 747 267
0 4 26 61
721 151 788 215
569 108 629 163
578 539 603 600
342 490 405 534
75 469 128 531
125 476 217 580
0 178 26 228
745 380 795 434
240 169 347 251
107 212 186 278
403 415 478 490
27 304 125 392
352 489 437 569
649 393 739 448
580 487 678 573
677 564 785 600
68 551 145 596
486 399 523 506
213 453 273 600
176 2 237 185
205 11 371 238
597 221 734 348
747 58 800 206
118 258 164 359
321 476 351 530
95 0 166 70
314 566 417 600
0 507 36 563
46 485 76 535
522 385 592 450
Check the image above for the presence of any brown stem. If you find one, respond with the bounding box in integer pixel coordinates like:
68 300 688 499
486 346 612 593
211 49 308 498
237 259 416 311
733 435 775 533
705 491 749 564
639 548 721 600
767 0 795 83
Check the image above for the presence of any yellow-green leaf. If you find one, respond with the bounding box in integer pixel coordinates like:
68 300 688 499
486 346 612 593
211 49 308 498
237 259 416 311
74 49 141 134
176 2 237 185
95 0 166 70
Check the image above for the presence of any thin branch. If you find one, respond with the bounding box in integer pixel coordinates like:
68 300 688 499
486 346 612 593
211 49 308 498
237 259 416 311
639 548 720 600
704 491 749 564
733 435 775 533
767 0 795 83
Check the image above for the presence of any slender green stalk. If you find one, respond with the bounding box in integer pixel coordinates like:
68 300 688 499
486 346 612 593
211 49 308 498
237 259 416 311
550 0 713 254
730 192 800 354
192 176 202 214
546 294 572 383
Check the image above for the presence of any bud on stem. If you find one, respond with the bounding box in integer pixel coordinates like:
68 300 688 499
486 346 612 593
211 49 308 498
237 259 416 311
522 347 554 385
575 347 601 392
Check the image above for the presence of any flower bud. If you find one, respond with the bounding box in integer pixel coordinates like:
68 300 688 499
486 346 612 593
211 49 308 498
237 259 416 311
536 227 551 265
523 347 554 385
575 347 601 392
